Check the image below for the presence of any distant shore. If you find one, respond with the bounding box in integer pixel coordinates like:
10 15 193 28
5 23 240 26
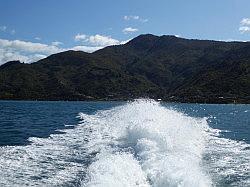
1 35 249 106
0 97 249 104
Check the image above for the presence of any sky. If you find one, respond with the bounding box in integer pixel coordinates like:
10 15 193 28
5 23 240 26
0 0 250 64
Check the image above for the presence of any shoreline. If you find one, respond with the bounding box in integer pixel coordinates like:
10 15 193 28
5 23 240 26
0 97 249 104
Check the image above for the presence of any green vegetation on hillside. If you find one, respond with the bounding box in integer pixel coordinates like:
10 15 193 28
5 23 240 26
0 34 249 103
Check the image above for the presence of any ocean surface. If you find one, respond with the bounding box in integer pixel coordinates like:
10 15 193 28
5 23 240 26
0 99 249 187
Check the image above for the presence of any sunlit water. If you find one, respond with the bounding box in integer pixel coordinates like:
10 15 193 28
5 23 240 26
0 99 249 187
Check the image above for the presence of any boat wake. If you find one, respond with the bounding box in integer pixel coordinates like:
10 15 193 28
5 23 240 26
0 99 249 187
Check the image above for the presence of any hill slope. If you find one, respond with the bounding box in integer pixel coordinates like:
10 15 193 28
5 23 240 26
0 34 250 103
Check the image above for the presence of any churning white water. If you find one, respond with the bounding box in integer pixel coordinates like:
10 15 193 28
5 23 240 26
80 99 212 187
0 99 249 187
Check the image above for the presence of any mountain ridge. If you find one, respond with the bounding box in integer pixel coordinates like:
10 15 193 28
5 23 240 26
0 34 249 103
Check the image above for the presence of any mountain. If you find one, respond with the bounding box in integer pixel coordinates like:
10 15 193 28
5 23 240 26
0 34 250 103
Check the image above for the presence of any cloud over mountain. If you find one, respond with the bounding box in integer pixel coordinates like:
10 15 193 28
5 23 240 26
123 27 139 34
0 34 131 65
239 18 250 33
74 34 120 46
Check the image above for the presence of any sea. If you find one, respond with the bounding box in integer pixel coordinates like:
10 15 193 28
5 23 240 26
0 99 249 187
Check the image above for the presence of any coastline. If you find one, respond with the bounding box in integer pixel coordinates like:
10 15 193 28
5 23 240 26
0 97 249 104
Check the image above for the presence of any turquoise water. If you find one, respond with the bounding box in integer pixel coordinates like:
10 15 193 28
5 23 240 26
0 100 249 186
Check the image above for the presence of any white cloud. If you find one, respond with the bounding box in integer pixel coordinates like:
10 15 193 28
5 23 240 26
0 49 29 63
221 38 248 42
0 36 121 65
239 18 250 33
88 34 120 46
29 54 48 61
239 26 250 33
120 38 132 44
122 27 138 34
51 41 63 46
0 38 63 64
35 37 41 40
0 34 131 65
71 45 103 53
0 39 61 54
124 15 139 21
74 34 120 47
240 18 250 26
74 33 87 41
124 15 148 23
0 26 7 32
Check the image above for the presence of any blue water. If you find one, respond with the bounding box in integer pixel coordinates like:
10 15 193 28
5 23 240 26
165 103 250 144
0 100 249 186
0 101 122 146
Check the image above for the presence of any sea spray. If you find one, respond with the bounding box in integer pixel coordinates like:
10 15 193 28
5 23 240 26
0 99 249 186
80 99 212 187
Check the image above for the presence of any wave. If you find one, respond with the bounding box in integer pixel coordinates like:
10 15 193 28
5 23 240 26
80 99 211 187
0 99 249 187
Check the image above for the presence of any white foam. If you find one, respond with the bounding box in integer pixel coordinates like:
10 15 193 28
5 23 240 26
83 152 149 187
80 99 212 187
204 130 250 187
0 99 249 187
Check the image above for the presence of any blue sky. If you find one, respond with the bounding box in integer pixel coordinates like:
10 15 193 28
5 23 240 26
0 0 250 64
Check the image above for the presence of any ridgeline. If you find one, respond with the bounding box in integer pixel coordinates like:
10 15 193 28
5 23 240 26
0 34 249 103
